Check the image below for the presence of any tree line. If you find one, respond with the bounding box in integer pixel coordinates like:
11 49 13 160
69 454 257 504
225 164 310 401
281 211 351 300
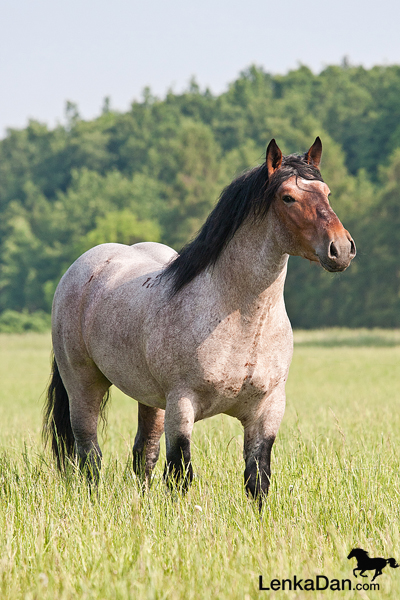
0 64 399 329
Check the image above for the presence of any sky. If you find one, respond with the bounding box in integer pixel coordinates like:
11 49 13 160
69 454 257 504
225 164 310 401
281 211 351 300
1 0 400 137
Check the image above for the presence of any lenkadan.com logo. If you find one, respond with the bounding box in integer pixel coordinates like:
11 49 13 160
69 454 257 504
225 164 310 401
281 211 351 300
258 547 399 593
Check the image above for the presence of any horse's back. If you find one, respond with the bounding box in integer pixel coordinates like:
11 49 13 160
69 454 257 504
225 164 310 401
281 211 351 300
61 242 175 282
55 242 175 296
131 241 177 265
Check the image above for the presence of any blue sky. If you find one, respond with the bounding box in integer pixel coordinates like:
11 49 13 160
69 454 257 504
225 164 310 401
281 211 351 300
1 0 399 136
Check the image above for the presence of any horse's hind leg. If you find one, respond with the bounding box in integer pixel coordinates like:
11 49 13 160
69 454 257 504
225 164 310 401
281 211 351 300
62 364 111 481
132 404 164 484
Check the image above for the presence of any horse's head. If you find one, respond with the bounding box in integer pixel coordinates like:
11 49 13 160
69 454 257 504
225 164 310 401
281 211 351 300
348 548 368 560
267 138 356 272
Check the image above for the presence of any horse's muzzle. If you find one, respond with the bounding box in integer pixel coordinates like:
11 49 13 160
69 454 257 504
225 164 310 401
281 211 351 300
318 234 356 272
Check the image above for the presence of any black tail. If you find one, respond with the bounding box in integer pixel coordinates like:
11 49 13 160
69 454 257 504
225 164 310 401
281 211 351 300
43 356 75 471
387 558 399 569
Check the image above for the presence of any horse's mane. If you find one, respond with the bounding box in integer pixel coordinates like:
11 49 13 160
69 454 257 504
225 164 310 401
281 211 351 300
352 548 369 558
162 153 323 295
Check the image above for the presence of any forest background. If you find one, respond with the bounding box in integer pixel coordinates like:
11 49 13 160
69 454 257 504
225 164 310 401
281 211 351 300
0 63 399 331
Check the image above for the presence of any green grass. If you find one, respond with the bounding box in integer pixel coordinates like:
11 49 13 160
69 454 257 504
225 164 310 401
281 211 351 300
0 331 399 599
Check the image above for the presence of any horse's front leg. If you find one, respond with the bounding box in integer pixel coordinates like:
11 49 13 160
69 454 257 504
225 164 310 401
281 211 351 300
163 395 195 491
242 388 286 510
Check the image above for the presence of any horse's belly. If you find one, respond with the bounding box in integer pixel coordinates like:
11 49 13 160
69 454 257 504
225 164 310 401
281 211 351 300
87 326 168 408
105 370 166 409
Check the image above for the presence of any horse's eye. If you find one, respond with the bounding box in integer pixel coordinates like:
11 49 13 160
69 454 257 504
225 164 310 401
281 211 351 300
282 195 295 204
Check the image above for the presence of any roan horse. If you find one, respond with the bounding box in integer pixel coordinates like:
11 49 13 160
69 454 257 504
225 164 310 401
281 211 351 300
43 138 356 508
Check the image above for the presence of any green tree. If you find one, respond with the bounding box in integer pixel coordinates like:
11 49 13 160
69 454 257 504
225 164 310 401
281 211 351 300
0 63 399 327
148 120 222 247
80 210 160 253
354 149 400 326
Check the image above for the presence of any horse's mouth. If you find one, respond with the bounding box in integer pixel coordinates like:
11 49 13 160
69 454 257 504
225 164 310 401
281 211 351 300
319 258 351 273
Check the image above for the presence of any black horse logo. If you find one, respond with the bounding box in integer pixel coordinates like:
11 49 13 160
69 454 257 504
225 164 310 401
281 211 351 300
348 548 399 582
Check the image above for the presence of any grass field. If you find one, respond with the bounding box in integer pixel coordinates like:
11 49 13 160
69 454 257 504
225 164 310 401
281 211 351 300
0 330 399 599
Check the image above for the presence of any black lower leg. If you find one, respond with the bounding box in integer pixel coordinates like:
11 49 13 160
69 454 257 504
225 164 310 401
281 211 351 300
132 404 164 482
75 442 102 484
132 436 147 480
164 434 193 491
244 438 275 510
132 435 161 481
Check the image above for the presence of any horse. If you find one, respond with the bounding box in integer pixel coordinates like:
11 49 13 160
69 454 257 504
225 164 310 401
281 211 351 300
43 137 356 508
347 548 399 582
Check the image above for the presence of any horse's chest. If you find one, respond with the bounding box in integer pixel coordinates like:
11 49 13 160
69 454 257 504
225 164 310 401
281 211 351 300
196 318 292 403
200 352 286 397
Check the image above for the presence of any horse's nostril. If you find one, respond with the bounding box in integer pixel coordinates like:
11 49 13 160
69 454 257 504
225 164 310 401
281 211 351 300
329 241 339 259
350 239 356 256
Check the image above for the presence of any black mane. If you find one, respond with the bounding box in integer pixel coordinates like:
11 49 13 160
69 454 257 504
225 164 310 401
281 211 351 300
162 153 323 295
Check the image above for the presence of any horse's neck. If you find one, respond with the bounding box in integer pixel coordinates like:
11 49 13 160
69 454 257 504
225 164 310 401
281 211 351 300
211 217 289 315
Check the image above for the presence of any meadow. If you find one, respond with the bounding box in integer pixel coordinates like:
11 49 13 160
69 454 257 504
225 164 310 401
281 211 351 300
0 330 399 599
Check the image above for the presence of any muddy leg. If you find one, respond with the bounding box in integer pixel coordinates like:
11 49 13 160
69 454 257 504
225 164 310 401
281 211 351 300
163 396 195 491
242 389 285 510
67 371 111 482
132 404 164 484
244 435 275 511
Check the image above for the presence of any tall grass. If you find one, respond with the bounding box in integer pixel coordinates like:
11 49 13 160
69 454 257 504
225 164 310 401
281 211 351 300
0 331 399 599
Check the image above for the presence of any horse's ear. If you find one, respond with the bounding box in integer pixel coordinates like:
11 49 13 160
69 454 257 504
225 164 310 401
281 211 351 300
266 139 283 178
305 137 322 169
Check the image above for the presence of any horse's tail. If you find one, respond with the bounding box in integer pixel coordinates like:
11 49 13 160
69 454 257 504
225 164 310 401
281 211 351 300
387 558 399 569
43 355 75 472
